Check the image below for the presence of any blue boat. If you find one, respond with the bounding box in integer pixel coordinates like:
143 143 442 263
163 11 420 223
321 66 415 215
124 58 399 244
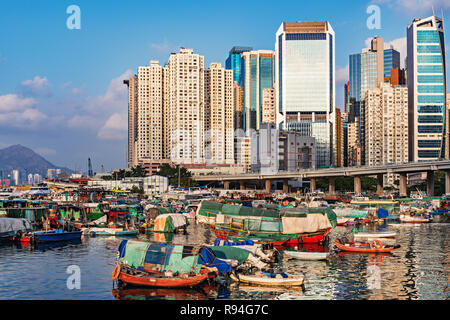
33 229 83 243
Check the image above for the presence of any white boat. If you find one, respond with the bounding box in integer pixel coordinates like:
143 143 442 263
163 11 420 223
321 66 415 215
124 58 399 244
399 214 431 224
231 273 305 287
353 231 397 239
284 251 329 261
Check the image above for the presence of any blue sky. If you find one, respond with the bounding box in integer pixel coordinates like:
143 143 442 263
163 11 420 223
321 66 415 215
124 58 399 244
0 0 449 173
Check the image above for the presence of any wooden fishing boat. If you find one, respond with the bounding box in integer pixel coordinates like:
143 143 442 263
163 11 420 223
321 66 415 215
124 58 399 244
399 214 431 224
115 265 214 288
283 250 329 261
334 239 397 253
231 273 305 287
33 230 83 243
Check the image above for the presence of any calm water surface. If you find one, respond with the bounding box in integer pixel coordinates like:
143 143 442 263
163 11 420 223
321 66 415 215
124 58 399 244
0 222 448 300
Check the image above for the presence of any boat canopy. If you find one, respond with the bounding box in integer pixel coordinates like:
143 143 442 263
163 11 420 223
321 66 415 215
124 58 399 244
117 240 231 274
0 217 33 235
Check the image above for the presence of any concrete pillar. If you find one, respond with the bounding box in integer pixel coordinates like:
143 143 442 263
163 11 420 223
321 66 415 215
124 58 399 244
265 179 271 193
282 179 289 193
427 171 435 197
399 173 407 197
224 181 230 190
240 180 245 190
377 174 384 195
310 178 316 193
445 170 450 195
329 177 335 195
354 176 361 194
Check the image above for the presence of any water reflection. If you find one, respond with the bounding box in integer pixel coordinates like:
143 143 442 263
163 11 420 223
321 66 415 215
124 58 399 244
0 221 448 300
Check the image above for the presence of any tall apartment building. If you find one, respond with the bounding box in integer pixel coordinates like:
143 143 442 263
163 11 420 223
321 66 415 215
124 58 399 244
241 50 275 132
167 48 206 165
365 83 408 186
204 63 235 165
407 16 447 162
262 88 276 124
275 21 336 168
335 107 344 167
124 76 138 168
134 61 166 174
347 119 362 166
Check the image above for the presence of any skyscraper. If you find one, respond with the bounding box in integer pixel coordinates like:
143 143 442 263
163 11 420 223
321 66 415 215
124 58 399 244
384 47 400 80
241 50 275 132
407 16 447 161
124 75 138 168
225 46 253 85
204 63 235 165
275 21 336 168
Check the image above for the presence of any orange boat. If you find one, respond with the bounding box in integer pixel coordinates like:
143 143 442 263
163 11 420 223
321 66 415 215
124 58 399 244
115 265 215 288
334 239 398 253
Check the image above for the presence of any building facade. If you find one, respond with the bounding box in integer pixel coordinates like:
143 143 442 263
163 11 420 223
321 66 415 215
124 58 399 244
241 50 275 132
262 88 276 124
124 75 138 168
275 21 336 168
407 16 447 162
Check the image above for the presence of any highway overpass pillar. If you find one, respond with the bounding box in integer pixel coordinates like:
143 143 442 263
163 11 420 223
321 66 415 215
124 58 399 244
377 174 383 195
224 181 230 190
265 179 271 193
283 179 289 193
445 170 450 195
354 176 361 194
310 178 316 193
427 171 435 197
240 180 245 190
328 177 335 195
399 173 407 197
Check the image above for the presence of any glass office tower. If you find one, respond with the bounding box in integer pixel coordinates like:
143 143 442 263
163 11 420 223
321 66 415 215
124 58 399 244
241 50 274 132
275 22 336 168
384 48 400 79
225 46 253 86
407 16 447 161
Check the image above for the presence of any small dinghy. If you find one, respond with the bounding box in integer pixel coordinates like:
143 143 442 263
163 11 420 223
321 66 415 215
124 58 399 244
283 251 329 261
399 214 431 224
231 273 305 287
353 231 396 239
334 238 398 253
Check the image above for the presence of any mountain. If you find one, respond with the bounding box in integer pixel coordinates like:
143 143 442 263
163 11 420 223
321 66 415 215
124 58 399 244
0 144 73 178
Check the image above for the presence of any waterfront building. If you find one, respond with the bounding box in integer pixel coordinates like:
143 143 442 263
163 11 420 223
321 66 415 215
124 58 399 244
335 108 344 167
204 63 235 165
167 48 206 165
262 88 276 124
365 83 408 186
275 21 336 168
142 175 169 195
251 123 316 174
124 75 138 169
241 50 275 132
407 16 447 162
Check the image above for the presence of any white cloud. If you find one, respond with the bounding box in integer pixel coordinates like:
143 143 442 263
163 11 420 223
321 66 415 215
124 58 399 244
372 0 450 15
0 94 36 112
97 113 127 140
385 37 407 67
67 115 99 130
0 108 47 129
20 76 51 97
150 39 172 53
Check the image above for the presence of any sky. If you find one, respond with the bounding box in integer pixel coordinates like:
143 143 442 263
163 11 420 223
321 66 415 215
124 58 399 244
0 0 449 173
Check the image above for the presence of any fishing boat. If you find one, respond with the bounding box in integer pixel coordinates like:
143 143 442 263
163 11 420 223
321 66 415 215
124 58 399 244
0 217 33 241
283 250 329 261
85 227 138 237
113 240 231 288
231 273 305 287
32 229 83 243
334 238 398 253
399 214 432 224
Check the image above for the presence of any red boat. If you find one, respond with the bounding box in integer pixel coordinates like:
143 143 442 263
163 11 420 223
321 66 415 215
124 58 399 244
114 264 215 288
334 239 398 253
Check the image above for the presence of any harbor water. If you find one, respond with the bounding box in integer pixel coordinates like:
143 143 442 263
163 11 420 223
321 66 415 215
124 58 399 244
0 222 448 300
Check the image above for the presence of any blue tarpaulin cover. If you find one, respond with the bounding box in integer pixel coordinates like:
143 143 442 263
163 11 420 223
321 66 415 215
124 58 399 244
377 208 389 219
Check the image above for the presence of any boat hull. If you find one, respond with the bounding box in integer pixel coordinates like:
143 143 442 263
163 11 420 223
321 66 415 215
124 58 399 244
118 269 212 288
284 251 329 261
34 231 83 243
334 240 394 253
236 274 304 287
